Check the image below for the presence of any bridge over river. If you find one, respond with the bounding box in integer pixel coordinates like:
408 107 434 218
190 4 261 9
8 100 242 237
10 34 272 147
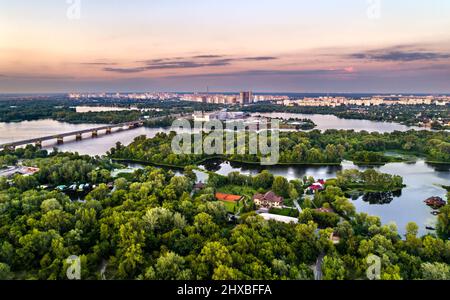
0 121 146 150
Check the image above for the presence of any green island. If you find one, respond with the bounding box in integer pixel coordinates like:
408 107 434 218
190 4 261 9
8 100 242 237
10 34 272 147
108 129 450 167
0 144 449 280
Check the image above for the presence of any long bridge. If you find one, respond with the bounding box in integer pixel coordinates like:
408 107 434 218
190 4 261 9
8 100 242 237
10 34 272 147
0 121 146 150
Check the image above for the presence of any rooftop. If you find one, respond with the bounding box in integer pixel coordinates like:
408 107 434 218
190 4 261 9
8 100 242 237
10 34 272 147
253 191 283 203
259 213 298 224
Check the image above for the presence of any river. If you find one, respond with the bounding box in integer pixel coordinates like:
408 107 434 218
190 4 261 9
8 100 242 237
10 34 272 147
0 115 448 235
251 112 426 132
0 119 173 155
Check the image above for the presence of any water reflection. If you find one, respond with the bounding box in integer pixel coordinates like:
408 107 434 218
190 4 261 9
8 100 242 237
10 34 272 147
200 159 344 181
252 112 426 133
361 190 402 205
197 159 448 236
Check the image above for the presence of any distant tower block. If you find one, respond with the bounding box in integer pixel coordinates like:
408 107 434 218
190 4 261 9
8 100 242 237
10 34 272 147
239 91 253 105
75 133 83 141
57 137 64 144
106 128 112 134
92 130 98 137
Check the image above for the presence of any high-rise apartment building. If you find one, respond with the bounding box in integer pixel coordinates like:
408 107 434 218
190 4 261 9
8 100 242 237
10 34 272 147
239 91 253 105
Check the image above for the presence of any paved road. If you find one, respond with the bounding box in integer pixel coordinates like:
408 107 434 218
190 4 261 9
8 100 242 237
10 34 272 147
314 252 325 280
293 199 303 213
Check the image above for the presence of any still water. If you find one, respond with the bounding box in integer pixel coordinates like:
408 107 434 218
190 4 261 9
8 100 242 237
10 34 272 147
252 112 425 132
0 119 171 155
194 159 449 236
75 106 138 113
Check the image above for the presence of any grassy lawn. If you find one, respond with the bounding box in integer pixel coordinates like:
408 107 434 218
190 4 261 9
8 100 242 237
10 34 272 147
217 185 258 198
219 200 243 214
283 198 294 207
269 207 299 218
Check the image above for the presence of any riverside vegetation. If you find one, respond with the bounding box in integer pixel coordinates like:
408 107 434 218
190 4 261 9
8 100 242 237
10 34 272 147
0 146 449 280
109 130 450 166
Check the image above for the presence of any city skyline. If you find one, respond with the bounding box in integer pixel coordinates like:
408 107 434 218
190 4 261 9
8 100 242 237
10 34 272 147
1 0 450 93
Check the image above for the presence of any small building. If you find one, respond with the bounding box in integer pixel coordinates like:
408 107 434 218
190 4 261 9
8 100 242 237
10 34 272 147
18 166 40 176
215 192 243 202
315 207 334 213
193 182 206 191
56 185 67 191
259 213 298 224
330 232 341 244
306 180 326 193
253 191 284 209
0 166 40 178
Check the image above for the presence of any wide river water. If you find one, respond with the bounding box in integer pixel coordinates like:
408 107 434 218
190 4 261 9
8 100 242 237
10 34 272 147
0 114 448 235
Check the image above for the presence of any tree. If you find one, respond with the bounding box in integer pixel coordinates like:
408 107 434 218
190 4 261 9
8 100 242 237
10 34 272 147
152 252 192 280
143 207 186 233
0 176 9 190
212 265 241 280
405 222 419 237
420 262 450 280
252 170 274 190
381 265 402 280
436 204 450 240
193 212 219 236
272 176 290 198
183 166 197 182
40 198 63 213
13 174 38 191
114 178 129 191
0 263 12 280
322 255 346 280
86 184 110 202
288 184 299 200
169 176 191 196
197 242 232 277
332 196 355 218
116 220 145 279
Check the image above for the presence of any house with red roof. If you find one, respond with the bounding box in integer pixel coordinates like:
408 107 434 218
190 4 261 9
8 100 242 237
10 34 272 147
306 179 326 193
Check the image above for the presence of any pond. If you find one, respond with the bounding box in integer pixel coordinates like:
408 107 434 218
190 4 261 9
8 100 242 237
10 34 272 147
193 159 449 236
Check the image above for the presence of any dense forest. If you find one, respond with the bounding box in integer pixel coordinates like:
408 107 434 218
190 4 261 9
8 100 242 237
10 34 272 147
0 147 449 280
109 129 450 166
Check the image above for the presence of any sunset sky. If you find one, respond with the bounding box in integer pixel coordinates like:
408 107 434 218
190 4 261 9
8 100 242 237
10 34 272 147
1 0 450 93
